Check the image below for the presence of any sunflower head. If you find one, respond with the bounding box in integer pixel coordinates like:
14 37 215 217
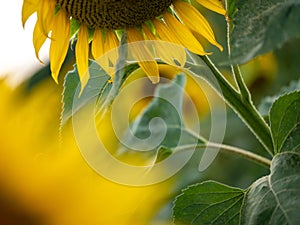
56 0 173 29
22 0 226 91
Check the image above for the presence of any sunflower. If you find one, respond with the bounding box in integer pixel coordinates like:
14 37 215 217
22 0 226 90
0 77 173 225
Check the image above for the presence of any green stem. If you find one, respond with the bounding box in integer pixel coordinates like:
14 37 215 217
225 2 251 103
222 1 273 155
232 65 251 101
199 55 273 156
174 142 271 168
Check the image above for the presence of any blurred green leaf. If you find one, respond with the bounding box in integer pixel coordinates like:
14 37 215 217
230 0 300 64
121 74 205 153
61 60 110 125
241 152 300 225
259 79 300 117
173 181 245 225
269 91 300 153
155 146 173 163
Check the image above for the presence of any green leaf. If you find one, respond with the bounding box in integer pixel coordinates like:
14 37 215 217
61 60 110 125
259 79 300 117
155 146 173 163
269 91 300 153
62 34 138 126
173 181 245 225
230 0 300 64
70 18 81 38
120 74 205 154
102 34 127 108
226 0 238 20
241 152 300 225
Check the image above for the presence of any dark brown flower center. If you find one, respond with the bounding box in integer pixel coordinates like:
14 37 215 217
56 0 173 29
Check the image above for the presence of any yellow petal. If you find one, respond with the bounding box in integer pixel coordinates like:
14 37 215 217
92 29 105 59
142 24 186 67
33 21 47 63
127 27 159 84
156 42 187 67
22 0 40 27
76 25 90 93
196 0 226 15
104 31 119 68
152 19 181 45
152 20 189 65
142 24 157 41
30 0 56 63
92 29 109 72
92 29 114 77
37 0 55 37
163 13 207 55
49 9 70 83
174 1 223 51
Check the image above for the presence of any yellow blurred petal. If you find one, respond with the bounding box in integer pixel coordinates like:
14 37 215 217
174 1 223 51
50 10 70 83
142 24 186 67
127 27 159 84
22 0 40 27
33 21 47 63
158 64 183 79
196 0 226 15
163 13 207 55
76 25 90 93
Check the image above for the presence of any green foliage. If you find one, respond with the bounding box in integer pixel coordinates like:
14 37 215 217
122 74 185 150
62 34 139 126
102 34 128 108
58 2 300 224
173 88 300 224
259 79 300 117
155 146 173 163
270 91 300 154
226 0 238 19
70 18 81 38
173 152 300 225
241 152 300 225
61 60 110 125
121 74 204 152
230 0 300 63
173 181 245 225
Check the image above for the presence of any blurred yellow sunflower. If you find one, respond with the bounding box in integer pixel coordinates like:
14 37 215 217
22 0 225 89
0 76 173 225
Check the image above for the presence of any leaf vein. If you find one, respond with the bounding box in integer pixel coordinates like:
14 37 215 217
268 174 293 224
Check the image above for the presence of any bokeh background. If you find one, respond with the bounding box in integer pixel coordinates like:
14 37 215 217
0 0 50 85
1 1 300 225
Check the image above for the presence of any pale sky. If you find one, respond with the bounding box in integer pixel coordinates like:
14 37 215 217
0 0 49 85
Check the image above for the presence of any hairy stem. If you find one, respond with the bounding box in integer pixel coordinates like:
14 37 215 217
225 2 251 102
200 55 274 156
174 142 271 168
